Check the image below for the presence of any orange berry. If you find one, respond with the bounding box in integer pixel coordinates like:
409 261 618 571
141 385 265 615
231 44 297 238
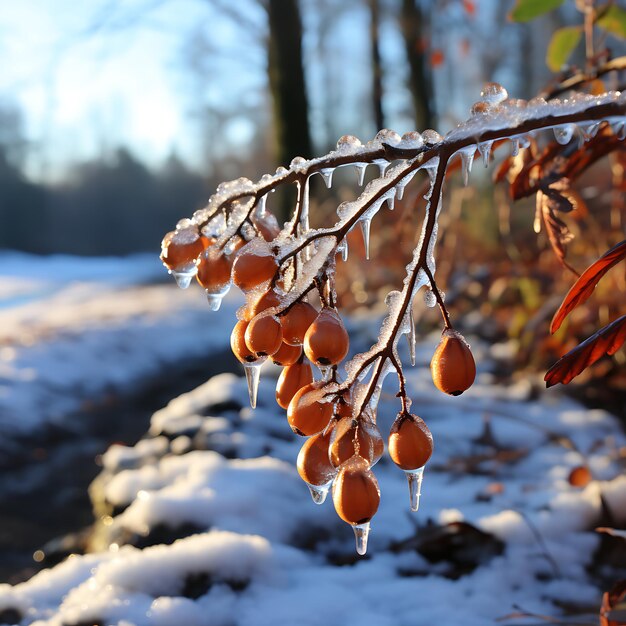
281 302 318 346
196 248 232 290
276 360 314 409
232 247 278 291
297 430 336 486
245 314 283 357
252 289 282 315
287 382 334 436
329 413 384 468
304 307 349 366
160 227 207 270
430 329 476 396
271 342 302 367
388 413 433 470
332 455 380 525
252 212 281 242
230 320 258 363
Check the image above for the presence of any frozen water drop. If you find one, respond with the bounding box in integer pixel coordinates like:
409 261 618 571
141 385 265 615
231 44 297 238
510 139 519 157
459 148 474 186
336 134 362 152
375 129 401 145
359 218 372 260
400 131 424 148
318 365 332 381
337 239 349 262
480 82 508 105
408 305 416 367
172 270 195 289
275 166 288 176
243 362 263 409
553 124 575 145
355 163 367 186
387 195 395 211
423 288 436 308
307 480 333 505
422 129 442 145
206 284 230 311
352 522 371 556
477 140 492 167
256 194 267 216
405 466 425 512
611 120 625 138
581 122 601 141
377 160 389 177
320 168 334 188
290 156 307 172
470 101 491 116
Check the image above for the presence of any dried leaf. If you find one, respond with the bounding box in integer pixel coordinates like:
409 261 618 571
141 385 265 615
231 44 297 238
538 190 577 273
550 240 626 333
600 580 626 626
545 315 626 387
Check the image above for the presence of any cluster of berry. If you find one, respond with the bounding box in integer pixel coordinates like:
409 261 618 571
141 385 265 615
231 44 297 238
161 217 476 553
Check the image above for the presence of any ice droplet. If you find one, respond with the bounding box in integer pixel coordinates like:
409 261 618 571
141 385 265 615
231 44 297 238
337 239 349 262
400 131 424 149
355 163 367 186
408 305 416 367
422 129 443 145
336 134 362 152
307 480 333 504
172 270 195 289
405 466 425 512
318 365 332 381
553 124 575 145
375 129 402 146
611 120 626 139
377 160 389 177
256 194 267 216
510 138 520 157
386 194 395 211
480 82 508 105
353 522 371 555
477 140 492 167
423 288 436 308
459 148 474 186
243 362 263 409
359 218 372 260
320 168 334 188
581 122 600 141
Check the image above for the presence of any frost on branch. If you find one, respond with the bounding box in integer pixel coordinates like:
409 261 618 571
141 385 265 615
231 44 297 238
161 84 626 554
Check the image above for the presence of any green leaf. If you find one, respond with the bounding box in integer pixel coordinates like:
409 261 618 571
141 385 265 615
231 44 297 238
597 4 626 39
546 26 583 71
509 0 565 22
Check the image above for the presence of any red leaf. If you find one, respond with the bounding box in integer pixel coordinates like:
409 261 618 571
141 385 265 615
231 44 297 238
538 190 577 274
550 240 626 333
545 315 626 387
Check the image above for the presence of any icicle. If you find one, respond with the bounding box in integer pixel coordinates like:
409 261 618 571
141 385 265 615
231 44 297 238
423 288 436 308
460 148 474 186
581 122 600 141
243 362 263 409
318 365 332 381
386 194 395 211
337 239 349 262
553 124 575 145
407 305 416 367
377 161 389 177
359 218 372 260
477 140 493 167
306 480 333 505
510 138 520 157
171 270 195 289
355 163 367 186
206 292 223 311
320 168 334 189
405 466 425 512
256 194 267 216
352 522 371 555
611 120 626 139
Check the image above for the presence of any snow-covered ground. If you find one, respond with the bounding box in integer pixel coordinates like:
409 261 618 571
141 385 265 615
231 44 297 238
0 254 624 626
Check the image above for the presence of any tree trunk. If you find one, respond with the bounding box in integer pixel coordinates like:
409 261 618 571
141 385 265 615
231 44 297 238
369 0 385 131
267 0 312 167
400 0 435 130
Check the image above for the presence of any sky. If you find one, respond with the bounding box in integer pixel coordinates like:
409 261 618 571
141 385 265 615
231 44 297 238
0 0 264 180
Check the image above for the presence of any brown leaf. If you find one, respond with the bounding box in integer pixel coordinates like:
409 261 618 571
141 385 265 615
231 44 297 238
600 580 626 626
550 240 626 333
538 190 577 273
545 314 626 386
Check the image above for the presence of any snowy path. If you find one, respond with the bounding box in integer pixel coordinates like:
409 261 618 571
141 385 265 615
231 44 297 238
0 255 624 625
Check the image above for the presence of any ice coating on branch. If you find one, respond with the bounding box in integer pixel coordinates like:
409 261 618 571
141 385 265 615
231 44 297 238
422 129 443 145
423 288 436 308
399 131 424 149
407 304 416 366
375 129 402 146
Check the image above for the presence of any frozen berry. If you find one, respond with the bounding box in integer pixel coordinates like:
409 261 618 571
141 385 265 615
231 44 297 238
332 455 380 525
196 247 232 290
271 342 302 367
281 302 318 345
304 307 349 366
276 361 314 409
232 247 278 291
160 227 207 271
388 413 433 470
231 320 258 363
329 413 384 467
287 382 334 436
430 329 476 396
245 314 283 357
297 430 336 486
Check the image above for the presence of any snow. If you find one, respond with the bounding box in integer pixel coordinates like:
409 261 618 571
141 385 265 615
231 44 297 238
0 255 624 625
